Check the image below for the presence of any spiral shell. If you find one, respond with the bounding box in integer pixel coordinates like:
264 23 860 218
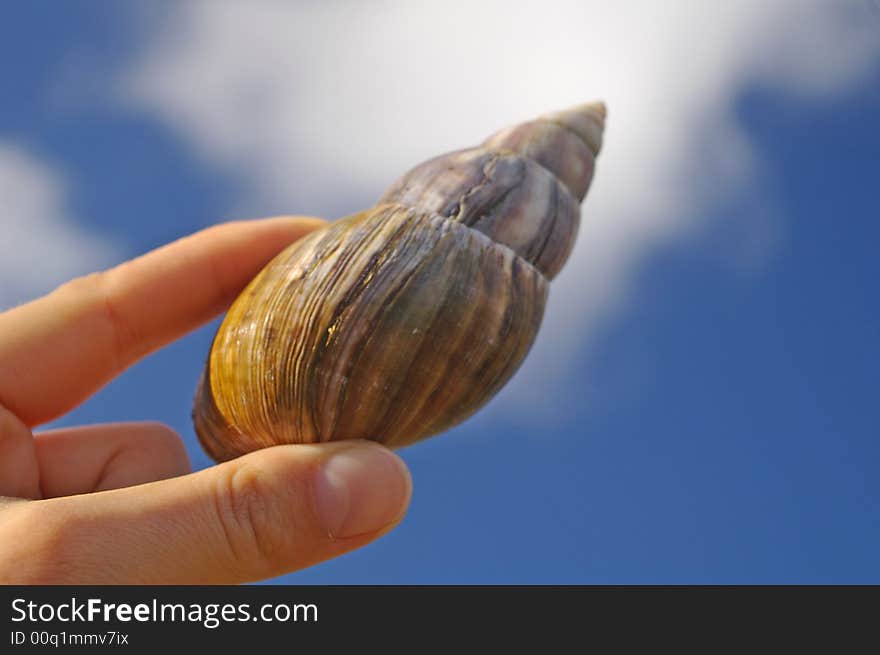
194 101 606 461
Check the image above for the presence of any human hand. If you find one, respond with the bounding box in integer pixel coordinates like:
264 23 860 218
0 218 412 584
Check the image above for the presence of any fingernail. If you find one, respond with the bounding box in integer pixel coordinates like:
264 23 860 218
313 443 411 538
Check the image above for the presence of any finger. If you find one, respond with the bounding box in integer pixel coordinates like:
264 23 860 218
35 422 190 498
0 405 39 499
0 216 326 427
4 441 411 584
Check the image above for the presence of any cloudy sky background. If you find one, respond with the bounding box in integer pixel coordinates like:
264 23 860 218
2 1 879 582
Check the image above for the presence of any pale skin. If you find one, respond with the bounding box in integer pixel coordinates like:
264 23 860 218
0 217 413 584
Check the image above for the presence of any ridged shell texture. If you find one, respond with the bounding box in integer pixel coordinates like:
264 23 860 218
194 102 606 461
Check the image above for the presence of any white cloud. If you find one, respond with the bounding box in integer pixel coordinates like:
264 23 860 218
118 0 880 419
0 145 121 310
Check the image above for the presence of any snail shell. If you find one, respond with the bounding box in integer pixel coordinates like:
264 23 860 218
194 101 606 461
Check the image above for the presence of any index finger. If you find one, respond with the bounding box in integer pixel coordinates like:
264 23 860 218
0 216 325 427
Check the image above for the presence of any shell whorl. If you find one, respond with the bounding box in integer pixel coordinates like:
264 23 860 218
380 101 605 279
193 101 606 460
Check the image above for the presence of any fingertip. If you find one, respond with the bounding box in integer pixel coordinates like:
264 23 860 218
123 421 191 482
311 440 412 540
253 215 328 236
270 215 328 227
234 440 412 540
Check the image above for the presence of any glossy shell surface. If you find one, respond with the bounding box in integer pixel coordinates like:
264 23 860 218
194 102 605 461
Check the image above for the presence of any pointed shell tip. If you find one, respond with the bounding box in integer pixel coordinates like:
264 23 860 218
566 100 606 126
586 100 606 121
538 101 606 156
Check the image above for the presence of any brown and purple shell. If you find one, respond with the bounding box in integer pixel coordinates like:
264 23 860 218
194 101 606 461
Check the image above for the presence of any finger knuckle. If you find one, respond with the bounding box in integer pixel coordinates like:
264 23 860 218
59 270 141 370
213 463 288 572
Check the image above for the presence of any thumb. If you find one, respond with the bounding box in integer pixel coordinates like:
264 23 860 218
7 441 411 584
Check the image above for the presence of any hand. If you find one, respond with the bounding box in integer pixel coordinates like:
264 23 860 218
0 218 412 584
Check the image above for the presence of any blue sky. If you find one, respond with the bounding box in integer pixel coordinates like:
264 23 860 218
2 1 879 583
